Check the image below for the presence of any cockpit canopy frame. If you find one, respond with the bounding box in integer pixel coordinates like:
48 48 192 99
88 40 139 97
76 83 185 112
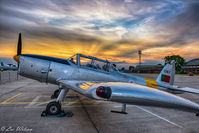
67 53 118 72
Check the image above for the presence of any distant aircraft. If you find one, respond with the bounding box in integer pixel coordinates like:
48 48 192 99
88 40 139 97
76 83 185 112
13 33 199 116
0 62 17 71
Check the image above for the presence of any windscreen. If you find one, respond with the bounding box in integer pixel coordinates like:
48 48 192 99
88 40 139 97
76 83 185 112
68 54 77 64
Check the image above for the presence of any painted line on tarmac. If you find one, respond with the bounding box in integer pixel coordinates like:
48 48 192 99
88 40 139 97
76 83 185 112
0 99 101 105
136 106 183 128
114 105 183 128
23 101 109 108
23 104 111 109
1 93 22 104
24 95 42 108
0 93 107 107
0 81 35 98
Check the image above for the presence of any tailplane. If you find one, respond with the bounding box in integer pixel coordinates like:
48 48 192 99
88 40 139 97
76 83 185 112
157 60 199 94
156 60 175 85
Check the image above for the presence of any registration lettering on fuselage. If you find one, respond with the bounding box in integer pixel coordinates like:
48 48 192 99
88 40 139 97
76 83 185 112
164 69 171 74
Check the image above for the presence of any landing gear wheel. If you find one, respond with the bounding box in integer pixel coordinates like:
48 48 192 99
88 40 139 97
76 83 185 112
51 89 60 99
46 101 61 115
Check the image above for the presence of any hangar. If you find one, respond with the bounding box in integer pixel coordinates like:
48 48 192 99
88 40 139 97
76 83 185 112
134 64 163 73
183 58 199 74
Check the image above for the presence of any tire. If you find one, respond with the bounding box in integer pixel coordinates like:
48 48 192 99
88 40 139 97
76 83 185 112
46 101 61 115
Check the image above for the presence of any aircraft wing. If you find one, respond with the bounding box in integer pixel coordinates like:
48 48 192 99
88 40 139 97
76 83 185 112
169 86 199 94
59 80 199 113
59 80 101 97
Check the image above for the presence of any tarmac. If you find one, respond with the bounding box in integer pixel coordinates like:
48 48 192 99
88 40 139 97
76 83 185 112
0 73 199 133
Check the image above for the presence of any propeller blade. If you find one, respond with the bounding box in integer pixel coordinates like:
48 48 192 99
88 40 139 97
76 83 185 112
17 33 22 55
14 33 22 67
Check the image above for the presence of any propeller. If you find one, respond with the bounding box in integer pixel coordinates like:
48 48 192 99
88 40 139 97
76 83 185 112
13 33 22 64
17 33 22 56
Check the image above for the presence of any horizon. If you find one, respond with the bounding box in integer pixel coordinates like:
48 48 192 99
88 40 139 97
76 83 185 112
0 0 199 65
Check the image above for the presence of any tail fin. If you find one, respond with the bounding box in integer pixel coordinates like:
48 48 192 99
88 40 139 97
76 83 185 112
156 60 175 85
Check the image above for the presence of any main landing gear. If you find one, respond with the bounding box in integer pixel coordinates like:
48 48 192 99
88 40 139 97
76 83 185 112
41 87 73 117
46 101 61 115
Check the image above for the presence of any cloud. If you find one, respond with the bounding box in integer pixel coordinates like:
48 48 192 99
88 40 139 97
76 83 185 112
167 2 199 39
0 0 199 64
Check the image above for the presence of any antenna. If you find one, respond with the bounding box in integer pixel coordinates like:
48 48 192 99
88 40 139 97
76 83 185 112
138 50 142 66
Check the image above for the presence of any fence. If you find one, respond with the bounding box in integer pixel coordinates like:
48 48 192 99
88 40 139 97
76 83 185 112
0 71 24 84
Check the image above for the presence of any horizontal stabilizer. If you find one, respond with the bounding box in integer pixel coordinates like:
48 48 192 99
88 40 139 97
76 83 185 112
169 86 199 94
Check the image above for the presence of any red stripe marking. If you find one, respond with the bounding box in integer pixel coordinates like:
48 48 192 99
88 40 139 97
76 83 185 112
165 75 170 83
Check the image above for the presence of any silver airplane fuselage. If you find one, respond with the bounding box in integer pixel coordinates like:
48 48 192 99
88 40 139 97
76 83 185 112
16 54 199 114
19 54 146 85
18 54 173 92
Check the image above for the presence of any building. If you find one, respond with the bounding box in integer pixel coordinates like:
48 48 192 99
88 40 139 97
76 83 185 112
182 58 199 74
133 64 163 73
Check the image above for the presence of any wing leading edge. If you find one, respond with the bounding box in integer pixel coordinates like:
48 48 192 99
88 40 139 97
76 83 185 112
60 80 199 114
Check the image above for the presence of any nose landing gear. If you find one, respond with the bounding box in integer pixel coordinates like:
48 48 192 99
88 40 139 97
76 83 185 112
41 88 73 117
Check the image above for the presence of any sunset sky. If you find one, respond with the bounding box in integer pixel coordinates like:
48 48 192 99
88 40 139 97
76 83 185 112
0 0 199 65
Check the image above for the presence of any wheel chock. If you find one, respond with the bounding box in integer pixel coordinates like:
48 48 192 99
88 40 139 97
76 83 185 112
41 110 73 117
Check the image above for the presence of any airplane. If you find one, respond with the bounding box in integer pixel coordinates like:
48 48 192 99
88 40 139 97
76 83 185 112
13 33 199 117
0 62 17 71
